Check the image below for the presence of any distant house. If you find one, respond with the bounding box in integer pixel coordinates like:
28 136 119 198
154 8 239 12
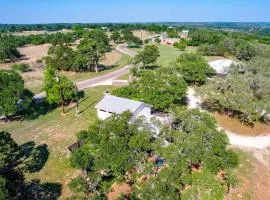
95 94 169 134
180 30 189 40
161 38 179 45
101 27 109 31
208 59 237 76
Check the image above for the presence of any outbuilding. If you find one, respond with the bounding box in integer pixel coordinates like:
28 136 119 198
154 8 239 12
208 59 237 77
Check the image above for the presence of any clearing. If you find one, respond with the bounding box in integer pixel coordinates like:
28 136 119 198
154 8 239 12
132 30 156 40
11 29 72 36
225 149 270 200
214 113 270 136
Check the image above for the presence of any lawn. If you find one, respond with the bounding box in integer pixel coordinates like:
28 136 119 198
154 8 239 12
128 44 198 67
1 85 117 199
157 45 182 66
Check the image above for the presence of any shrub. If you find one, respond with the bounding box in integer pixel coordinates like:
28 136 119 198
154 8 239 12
11 64 31 72
68 177 88 194
154 38 161 43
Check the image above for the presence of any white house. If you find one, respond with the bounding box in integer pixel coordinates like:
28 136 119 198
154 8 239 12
208 59 237 76
180 30 189 40
95 94 169 134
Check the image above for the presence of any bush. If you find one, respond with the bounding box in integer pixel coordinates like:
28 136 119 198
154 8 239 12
11 64 31 72
154 38 161 43
68 177 88 194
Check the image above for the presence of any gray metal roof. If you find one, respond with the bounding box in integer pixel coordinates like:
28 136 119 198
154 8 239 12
95 95 149 114
208 59 236 75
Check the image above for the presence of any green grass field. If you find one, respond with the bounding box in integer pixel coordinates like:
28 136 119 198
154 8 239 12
1 85 117 198
128 44 198 68
157 45 181 66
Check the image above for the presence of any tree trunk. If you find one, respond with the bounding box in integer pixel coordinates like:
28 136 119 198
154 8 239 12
60 86 65 115
61 101 65 115
95 62 98 73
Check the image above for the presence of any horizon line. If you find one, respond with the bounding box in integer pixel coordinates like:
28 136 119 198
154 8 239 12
1 21 270 25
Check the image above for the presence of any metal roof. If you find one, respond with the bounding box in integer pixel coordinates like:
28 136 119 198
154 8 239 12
208 59 236 75
95 95 150 114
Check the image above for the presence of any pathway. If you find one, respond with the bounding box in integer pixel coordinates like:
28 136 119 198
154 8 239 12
187 87 270 149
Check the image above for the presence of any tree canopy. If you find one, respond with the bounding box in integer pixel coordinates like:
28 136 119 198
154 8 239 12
174 53 215 85
113 68 187 111
0 70 24 116
198 57 270 124
134 45 160 68
44 67 76 113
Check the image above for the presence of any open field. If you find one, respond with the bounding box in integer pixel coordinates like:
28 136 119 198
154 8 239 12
128 44 199 67
0 43 51 70
11 29 73 36
0 85 117 199
132 30 156 40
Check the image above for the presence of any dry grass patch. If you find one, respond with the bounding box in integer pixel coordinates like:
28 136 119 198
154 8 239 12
213 113 270 136
107 182 132 200
12 29 72 36
132 30 155 40
225 149 270 200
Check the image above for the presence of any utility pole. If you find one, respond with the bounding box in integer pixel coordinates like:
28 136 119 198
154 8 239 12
56 70 65 115
75 82 79 116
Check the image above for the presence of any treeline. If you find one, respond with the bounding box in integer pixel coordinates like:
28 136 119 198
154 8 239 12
0 23 169 33
0 32 76 47
188 29 270 60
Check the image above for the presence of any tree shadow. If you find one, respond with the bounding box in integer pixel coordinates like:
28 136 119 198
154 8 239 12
98 64 118 72
23 144 49 173
19 179 62 200
13 141 35 167
23 103 57 121
144 65 159 70
14 142 49 173
78 100 98 114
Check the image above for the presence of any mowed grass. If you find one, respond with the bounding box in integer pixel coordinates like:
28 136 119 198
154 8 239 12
0 85 117 199
128 44 198 68
157 45 182 66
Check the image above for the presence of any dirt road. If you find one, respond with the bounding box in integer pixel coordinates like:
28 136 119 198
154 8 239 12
187 87 270 149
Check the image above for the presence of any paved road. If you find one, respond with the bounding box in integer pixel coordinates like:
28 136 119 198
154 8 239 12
115 43 137 57
76 64 132 90
34 44 137 99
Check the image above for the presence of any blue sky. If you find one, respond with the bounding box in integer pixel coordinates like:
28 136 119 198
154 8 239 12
0 0 269 24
